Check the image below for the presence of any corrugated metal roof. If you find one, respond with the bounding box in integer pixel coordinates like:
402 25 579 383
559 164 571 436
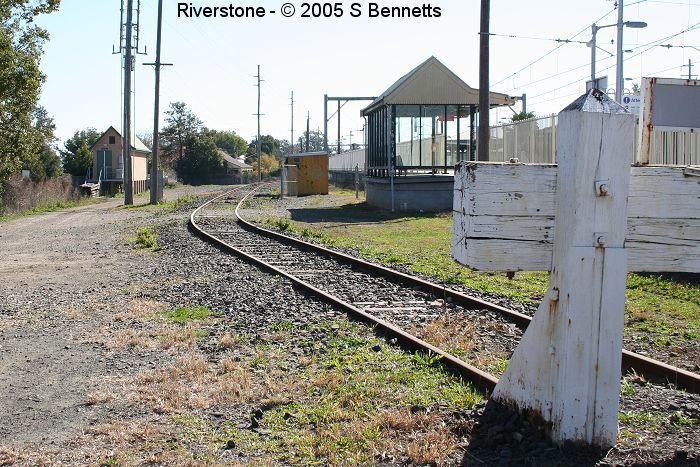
362 56 514 115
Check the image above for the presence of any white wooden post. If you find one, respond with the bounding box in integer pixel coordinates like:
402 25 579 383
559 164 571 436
492 90 634 446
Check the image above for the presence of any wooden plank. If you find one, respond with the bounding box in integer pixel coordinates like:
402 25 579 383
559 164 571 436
628 166 700 218
453 164 700 272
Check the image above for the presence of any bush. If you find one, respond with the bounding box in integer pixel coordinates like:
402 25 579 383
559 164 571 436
0 175 81 215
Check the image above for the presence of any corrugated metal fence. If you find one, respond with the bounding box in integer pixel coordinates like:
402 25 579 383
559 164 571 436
489 115 700 165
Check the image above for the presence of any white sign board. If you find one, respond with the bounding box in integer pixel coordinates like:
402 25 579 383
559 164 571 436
622 94 641 115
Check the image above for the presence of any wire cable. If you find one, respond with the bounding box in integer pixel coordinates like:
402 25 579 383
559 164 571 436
492 6 617 87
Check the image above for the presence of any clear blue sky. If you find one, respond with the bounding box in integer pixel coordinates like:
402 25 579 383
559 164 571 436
36 0 700 147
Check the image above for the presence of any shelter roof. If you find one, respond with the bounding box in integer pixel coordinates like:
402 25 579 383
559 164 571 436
361 56 514 115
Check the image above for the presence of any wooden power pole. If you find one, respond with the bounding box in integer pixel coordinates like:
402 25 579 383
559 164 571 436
478 0 490 161
145 0 172 204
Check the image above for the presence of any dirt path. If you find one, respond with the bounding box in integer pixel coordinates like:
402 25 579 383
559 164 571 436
0 188 217 450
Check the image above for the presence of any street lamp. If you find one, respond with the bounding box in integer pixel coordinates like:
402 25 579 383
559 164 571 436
590 19 646 94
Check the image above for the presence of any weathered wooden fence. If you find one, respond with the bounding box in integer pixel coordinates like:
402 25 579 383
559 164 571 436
452 90 700 447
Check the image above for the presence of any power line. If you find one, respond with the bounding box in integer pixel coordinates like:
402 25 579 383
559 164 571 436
516 20 700 103
492 6 617 87
485 32 588 44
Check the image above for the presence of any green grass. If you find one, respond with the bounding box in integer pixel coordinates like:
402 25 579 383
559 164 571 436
130 226 159 251
617 409 699 430
625 274 700 343
262 212 548 304
246 321 482 465
618 410 667 428
257 189 700 345
168 319 482 465
121 194 200 211
620 377 638 396
165 305 212 324
0 197 100 222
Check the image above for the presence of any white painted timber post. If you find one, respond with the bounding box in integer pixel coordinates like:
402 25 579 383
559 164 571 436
492 90 634 446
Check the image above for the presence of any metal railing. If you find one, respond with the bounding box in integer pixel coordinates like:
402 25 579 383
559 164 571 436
489 114 700 165
328 114 700 173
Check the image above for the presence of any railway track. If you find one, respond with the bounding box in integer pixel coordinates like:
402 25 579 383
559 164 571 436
189 184 700 395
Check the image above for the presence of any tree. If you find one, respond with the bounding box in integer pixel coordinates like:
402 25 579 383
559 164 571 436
176 132 224 184
631 82 641 96
26 145 61 180
511 111 536 122
296 130 326 153
0 0 61 191
61 128 100 176
251 153 280 179
206 129 247 156
20 106 60 180
246 135 281 162
161 102 203 167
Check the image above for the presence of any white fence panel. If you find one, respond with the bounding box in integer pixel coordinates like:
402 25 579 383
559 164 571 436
329 148 366 172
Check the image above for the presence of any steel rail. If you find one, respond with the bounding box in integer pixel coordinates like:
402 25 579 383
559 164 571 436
190 186 498 393
191 184 700 394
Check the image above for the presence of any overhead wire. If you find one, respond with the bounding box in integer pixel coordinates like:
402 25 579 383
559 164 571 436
525 20 700 105
491 6 618 87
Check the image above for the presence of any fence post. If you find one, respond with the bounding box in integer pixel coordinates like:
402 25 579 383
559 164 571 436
354 164 359 199
492 90 634 446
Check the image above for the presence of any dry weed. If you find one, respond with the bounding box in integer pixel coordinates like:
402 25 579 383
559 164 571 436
417 315 477 352
109 329 158 349
298 355 315 367
0 447 19 466
405 426 458 466
218 332 237 349
85 391 115 406
375 408 439 431
374 409 458 466
159 324 201 349
114 299 164 322
219 356 241 373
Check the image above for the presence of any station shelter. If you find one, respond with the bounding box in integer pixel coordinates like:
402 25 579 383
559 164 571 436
360 57 515 211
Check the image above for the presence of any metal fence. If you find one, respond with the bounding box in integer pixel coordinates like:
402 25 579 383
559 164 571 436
328 115 700 172
489 115 557 163
489 114 700 165
329 148 365 172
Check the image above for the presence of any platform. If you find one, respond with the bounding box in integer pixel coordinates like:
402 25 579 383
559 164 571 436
365 175 454 211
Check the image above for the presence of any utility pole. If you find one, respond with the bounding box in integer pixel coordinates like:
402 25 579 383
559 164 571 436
478 0 490 161
115 0 145 205
254 65 263 182
615 0 624 103
337 101 341 154
306 111 310 152
290 91 295 154
123 0 134 204
144 0 172 205
682 59 694 79
323 94 328 153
